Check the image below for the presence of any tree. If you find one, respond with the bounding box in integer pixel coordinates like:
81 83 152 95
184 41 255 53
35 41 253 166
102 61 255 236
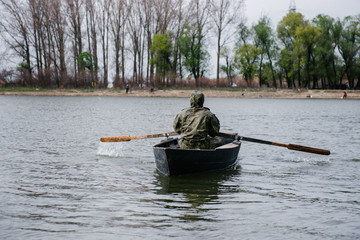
0 0 33 85
337 15 360 89
295 22 322 88
1 0 358 90
209 0 244 87
85 0 98 85
180 22 209 87
313 14 341 88
127 0 145 87
150 33 172 85
278 48 293 88
78 51 98 71
253 16 278 88
234 23 261 87
99 0 112 88
220 46 236 87
277 11 307 88
66 0 84 84
234 43 260 87
356 54 360 89
110 0 129 87
50 0 68 87
141 0 179 87
179 0 210 87
29 0 46 84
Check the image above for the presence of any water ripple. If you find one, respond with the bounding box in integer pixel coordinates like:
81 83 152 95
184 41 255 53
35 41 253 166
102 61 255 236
0 96 359 240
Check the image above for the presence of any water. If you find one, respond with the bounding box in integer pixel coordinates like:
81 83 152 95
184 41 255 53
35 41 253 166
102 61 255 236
0 95 359 239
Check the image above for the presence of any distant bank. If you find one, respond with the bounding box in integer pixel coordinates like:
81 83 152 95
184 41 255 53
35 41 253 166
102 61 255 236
1 88 359 99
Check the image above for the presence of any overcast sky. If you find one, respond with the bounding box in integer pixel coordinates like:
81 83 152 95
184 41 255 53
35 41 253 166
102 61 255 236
244 0 360 27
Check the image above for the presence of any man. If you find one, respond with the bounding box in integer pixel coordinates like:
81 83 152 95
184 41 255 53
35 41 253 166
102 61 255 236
173 92 221 149
343 91 347 99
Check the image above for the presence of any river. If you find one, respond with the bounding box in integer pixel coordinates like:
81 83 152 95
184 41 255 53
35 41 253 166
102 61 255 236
0 95 359 239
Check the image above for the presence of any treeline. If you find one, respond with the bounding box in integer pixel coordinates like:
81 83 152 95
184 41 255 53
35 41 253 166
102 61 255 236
0 0 359 90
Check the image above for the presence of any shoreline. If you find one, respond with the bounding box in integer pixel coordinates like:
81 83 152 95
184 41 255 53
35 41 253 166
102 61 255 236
1 88 359 99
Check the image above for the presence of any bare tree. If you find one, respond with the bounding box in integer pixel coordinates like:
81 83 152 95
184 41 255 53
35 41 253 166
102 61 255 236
209 0 244 86
110 0 129 87
169 0 186 85
85 0 98 85
127 0 145 87
28 0 56 86
28 0 43 81
49 0 68 87
140 0 179 87
172 0 187 81
0 0 33 85
65 0 83 86
153 0 177 34
141 0 155 86
98 0 112 87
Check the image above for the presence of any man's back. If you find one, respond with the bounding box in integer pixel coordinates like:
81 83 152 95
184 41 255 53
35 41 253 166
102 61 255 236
173 93 220 149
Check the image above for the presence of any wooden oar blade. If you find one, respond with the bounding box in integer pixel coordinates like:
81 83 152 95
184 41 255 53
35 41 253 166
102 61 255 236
287 144 331 155
100 136 132 142
100 131 178 142
239 135 330 155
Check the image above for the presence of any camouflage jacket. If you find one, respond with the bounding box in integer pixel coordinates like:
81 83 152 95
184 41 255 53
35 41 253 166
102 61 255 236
173 93 220 149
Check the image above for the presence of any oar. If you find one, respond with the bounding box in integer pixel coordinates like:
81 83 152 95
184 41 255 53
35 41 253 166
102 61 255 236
238 136 330 155
100 131 178 142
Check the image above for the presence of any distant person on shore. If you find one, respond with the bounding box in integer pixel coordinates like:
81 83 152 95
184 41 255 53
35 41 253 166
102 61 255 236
125 84 129 94
343 91 347 99
173 92 222 149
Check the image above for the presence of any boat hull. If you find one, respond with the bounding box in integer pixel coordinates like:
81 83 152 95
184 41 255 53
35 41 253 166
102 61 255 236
153 136 241 176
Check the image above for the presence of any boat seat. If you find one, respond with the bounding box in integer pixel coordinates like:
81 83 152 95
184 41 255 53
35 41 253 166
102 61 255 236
216 142 239 149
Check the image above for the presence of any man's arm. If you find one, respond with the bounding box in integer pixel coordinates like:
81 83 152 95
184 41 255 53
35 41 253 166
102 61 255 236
208 113 220 137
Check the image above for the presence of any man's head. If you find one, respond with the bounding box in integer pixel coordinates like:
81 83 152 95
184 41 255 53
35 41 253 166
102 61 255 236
190 92 204 108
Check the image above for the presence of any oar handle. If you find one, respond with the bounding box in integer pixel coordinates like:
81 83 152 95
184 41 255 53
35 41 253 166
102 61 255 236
239 136 330 155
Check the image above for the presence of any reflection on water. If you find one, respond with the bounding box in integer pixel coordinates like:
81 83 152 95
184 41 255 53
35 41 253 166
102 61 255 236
0 96 359 240
154 170 241 222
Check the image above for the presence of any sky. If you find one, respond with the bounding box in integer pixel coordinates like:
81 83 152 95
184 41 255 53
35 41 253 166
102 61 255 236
244 0 360 27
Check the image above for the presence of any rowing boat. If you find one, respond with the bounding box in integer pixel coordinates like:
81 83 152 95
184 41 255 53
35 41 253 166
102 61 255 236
153 133 241 176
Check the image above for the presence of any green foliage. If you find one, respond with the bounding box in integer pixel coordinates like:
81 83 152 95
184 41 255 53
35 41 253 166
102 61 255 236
277 12 307 48
254 17 273 47
294 22 322 88
150 33 173 81
78 52 98 71
253 16 279 87
277 12 308 88
179 22 209 85
16 62 31 72
234 43 261 85
337 15 360 89
313 14 340 87
234 24 261 87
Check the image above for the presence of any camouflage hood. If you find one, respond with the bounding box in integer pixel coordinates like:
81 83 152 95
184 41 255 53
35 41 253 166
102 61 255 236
190 93 204 108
